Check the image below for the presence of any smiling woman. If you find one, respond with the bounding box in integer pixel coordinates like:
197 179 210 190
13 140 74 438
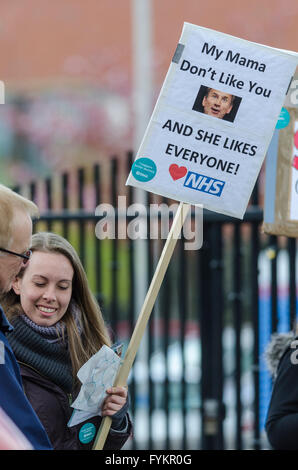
2 232 132 450
12 251 74 327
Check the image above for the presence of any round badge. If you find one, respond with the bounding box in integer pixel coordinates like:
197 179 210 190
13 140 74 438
132 157 157 182
79 422 96 444
276 107 290 129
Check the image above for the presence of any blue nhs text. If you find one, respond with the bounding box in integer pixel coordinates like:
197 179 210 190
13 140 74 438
183 171 225 197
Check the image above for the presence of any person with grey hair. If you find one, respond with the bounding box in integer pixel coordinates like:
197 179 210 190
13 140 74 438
0 184 52 450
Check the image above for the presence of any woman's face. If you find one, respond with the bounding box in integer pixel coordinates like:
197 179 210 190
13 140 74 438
13 251 74 327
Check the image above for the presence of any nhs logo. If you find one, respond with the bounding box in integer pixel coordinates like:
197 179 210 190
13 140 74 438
183 171 225 197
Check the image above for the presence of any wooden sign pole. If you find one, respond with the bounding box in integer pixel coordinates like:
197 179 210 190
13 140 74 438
93 202 190 450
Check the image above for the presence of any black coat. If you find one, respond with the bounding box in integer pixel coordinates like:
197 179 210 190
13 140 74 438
19 362 132 450
265 332 298 450
0 308 52 450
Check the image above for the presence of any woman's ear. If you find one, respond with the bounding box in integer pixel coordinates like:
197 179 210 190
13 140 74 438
12 278 21 295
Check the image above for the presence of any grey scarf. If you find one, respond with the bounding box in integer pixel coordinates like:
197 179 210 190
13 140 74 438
21 314 66 344
7 315 73 393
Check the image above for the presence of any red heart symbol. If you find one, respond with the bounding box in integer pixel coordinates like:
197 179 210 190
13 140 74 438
169 164 187 181
293 156 298 170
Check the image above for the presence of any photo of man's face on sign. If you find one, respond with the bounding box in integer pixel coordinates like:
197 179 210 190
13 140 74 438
192 86 242 123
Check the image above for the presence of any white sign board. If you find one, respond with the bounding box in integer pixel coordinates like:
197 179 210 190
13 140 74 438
126 23 298 219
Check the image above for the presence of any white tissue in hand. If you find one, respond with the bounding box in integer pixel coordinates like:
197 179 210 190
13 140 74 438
71 345 122 413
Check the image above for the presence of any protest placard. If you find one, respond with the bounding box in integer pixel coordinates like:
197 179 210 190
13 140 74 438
126 23 298 219
263 106 298 237
94 23 297 450
290 119 298 222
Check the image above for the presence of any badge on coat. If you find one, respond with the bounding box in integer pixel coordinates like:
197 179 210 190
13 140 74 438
79 422 96 444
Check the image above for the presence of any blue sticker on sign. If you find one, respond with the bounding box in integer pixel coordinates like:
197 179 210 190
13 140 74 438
132 157 157 182
276 107 290 129
79 422 96 444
